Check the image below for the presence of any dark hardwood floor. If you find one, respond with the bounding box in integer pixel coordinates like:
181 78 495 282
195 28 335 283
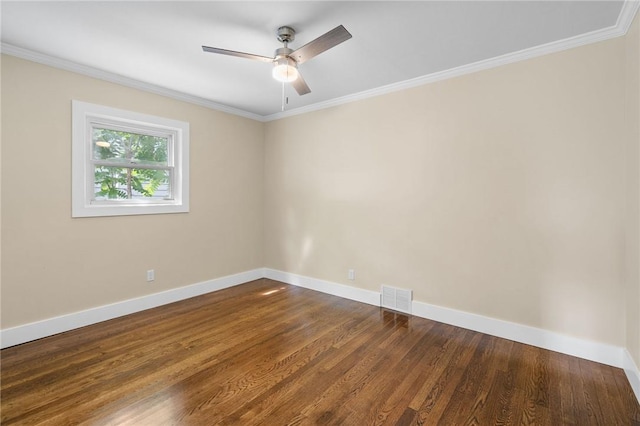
2 278 639 425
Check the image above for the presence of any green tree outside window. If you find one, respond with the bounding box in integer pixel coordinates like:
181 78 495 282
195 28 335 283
93 128 170 200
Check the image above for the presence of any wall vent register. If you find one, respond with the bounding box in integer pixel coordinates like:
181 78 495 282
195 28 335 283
381 285 412 314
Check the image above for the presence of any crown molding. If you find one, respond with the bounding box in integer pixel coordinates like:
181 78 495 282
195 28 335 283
2 1 638 123
0 43 265 122
619 0 640 34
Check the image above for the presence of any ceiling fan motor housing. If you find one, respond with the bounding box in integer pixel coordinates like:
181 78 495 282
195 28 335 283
277 26 296 44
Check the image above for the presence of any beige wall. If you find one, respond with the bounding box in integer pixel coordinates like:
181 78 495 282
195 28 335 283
265 37 628 346
1 55 264 328
626 12 640 368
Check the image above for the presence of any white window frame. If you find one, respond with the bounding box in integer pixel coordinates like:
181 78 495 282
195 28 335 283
72 100 189 217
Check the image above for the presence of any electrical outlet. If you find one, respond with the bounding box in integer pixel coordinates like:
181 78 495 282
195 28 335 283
348 269 355 280
147 269 155 282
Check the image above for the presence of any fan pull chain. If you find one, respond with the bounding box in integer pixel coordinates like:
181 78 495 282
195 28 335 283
281 83 290 111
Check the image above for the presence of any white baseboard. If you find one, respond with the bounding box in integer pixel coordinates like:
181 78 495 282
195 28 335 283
0 268 264 349
624 349 640 403
411 300 624 368
263 268 381 307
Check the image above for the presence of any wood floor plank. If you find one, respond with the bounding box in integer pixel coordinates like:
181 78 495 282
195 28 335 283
526 350 552 425
408 331 484 424
2 279 639 425
463 336 514 425
547 351 576 425
431 334 500 425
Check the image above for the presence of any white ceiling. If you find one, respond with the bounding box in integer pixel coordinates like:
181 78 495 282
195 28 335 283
1 1 634 120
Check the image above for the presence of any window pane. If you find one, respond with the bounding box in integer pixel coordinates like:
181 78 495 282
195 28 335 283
94 166 171 200
93 128 169 166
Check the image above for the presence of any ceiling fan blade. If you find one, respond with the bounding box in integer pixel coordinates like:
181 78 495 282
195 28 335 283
202 46 273 63
292 72 311 96
290 25 352 64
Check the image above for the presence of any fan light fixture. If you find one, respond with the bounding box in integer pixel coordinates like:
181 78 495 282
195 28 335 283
95 140 111 148
272 57 298 82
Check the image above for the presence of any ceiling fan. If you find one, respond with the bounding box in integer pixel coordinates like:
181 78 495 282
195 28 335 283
202 25 352 96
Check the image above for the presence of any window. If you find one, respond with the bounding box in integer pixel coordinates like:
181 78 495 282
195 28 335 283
72 101 189 217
